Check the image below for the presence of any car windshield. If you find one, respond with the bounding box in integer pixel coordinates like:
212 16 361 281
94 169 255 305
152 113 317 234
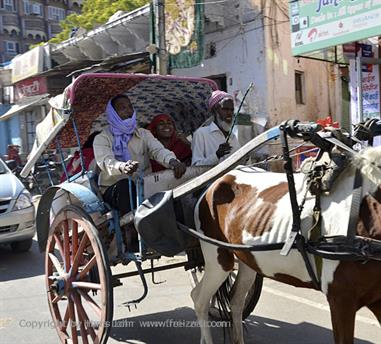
0 159 8 174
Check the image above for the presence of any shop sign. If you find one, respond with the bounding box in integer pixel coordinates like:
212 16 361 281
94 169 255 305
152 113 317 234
15 77 47 100
289 0 381 56
350 44 380 124
11 46 44 83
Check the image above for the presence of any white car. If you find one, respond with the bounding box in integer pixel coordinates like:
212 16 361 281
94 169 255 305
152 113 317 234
0 158 35 252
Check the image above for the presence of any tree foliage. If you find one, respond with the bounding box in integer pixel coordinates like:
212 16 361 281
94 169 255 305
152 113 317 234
50 0 149 44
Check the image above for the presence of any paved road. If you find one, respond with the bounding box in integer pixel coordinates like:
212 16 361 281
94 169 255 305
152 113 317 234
0 237 380 344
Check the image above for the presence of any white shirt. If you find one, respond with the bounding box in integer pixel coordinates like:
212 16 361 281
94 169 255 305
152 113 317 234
94 127 176 190
191 121 241 166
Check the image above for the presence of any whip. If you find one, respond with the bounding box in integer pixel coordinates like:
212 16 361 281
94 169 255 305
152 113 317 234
225 82 254 142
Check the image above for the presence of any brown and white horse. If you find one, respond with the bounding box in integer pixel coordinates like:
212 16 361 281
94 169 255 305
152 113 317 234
192 147 381 344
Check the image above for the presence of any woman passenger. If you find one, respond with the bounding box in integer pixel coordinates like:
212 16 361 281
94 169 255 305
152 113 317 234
147 114 192 172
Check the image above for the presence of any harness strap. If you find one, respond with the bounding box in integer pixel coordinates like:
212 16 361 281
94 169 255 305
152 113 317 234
310 178 323 283
279 125 301 256
176 222 296 252
347 170 363 241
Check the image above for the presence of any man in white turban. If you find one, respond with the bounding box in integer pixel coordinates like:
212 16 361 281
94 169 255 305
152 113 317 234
191 90 240 166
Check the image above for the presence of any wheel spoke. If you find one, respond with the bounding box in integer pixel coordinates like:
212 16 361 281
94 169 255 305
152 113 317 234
48 253 65 275
79 256 97 280
60 303 70 333
78 321 89 344
68 298 79 344
71 234 89 277
53 234 65 259
77 289 102 317
72 220 79 262
62 219 71 272
72 282 101 290
72 293 97 341
73 292 90 344
52 294 64 304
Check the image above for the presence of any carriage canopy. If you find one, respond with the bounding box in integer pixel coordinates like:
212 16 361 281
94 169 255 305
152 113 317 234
21 73 217 177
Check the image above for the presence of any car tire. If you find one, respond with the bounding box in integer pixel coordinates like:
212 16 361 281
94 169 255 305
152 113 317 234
11 238 33 253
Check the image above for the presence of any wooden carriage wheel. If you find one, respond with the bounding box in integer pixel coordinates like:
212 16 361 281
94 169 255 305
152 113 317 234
45 205 113 344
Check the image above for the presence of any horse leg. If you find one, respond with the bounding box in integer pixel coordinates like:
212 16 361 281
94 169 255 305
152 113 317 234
229 261 257 344
191 243 231 344
327 293 357 344
368 300 381 325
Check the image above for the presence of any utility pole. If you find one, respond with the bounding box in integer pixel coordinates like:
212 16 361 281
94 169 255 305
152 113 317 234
155 0 168 75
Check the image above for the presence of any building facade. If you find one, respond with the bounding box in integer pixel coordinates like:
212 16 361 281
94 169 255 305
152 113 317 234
0 0 82 63
172 0 343 135
0 1 346 159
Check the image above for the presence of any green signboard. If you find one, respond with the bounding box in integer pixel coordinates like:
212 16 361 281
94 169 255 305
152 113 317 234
289 0 381 56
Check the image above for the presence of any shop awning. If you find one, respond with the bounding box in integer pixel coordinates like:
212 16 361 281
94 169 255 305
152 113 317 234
0 94 49 121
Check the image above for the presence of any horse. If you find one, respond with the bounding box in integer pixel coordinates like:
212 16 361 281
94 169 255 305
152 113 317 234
191 147 381 344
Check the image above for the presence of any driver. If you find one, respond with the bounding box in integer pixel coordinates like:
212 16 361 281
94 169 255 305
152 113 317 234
191 90 240 166
93 94 186 215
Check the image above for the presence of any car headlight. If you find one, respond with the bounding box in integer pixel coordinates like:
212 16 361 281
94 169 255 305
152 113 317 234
13 190 33 211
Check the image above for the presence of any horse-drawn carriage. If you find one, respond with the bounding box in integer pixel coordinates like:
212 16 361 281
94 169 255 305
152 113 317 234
20 73 269 344
21 73 381 344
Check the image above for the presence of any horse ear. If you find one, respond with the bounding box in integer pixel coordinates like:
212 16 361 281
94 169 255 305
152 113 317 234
358 190 381 240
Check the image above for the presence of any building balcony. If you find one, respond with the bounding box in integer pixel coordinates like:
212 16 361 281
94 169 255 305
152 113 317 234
49 23 61 35
46 0 68 5
24 18 46 31
69 0 83 7
2 13 20 35
3 15 18 26
3 25 21 36
25 29 47 41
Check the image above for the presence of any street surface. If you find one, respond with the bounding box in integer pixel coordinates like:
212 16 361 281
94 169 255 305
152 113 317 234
0 237 380 344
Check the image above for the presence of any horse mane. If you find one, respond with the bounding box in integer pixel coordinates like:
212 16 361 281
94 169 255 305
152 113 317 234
352 146 381 184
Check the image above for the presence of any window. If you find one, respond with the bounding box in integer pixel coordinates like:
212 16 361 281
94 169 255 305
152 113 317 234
48 6 65 21
24 1 43 16
24 0 30 14
295 71 305 105
4 41 20 54
4 0 15 12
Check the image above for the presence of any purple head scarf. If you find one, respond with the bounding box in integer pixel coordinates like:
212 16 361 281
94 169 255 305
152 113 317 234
106 100 137 162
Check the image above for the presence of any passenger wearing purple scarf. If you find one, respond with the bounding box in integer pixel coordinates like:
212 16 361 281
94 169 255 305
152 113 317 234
106 97 136 162
93 94 186 217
